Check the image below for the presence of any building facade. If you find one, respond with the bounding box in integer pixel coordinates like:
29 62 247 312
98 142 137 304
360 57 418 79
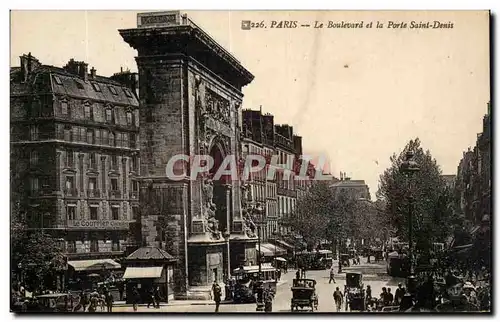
11 54 140 266
330 174 371 201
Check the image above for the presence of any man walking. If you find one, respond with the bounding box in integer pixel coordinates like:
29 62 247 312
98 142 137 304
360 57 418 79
329 267 336 284
212 281 222 313
295 269 301 280
394 283 405 305
333 287 343 312
105 290 114 313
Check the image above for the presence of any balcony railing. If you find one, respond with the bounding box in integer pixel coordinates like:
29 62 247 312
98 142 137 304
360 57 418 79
87 189 101 198
64 188 79 197
109 190 122 198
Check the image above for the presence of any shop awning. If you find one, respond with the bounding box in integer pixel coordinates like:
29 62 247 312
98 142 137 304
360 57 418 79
123 266 164 279
275 257 287 262
68 259 121 272
259 243 286 256
274 240 294 250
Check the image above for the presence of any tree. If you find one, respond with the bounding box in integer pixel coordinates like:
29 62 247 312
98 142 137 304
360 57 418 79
377 138 457 253
11 207 65 292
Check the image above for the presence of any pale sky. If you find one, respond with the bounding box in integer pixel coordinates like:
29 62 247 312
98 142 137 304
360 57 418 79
10 10 490 199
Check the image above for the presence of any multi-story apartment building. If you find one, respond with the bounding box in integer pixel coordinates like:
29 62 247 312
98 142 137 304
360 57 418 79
330 174 371 201
275 124 297 236
11 54 140 267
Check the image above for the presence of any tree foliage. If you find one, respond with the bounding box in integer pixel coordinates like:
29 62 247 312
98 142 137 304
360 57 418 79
287 181 387 248
377 138 456 252
11 207 65 292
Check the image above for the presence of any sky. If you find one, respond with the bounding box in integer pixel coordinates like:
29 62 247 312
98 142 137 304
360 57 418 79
10 10 490 199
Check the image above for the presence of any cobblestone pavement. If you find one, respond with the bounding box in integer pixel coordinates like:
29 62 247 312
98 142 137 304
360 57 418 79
109 257 405 313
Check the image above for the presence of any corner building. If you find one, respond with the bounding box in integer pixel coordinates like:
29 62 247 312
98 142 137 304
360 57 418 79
10 55 140 270
119 12 256 299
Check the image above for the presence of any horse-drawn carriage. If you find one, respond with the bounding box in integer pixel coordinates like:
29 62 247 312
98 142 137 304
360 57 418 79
344 273 365 311
290 279 319 312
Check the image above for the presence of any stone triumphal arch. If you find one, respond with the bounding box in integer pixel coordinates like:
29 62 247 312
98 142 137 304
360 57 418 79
120 11 258 299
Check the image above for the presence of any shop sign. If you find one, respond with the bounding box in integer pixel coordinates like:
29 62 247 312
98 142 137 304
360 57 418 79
67 220 132 230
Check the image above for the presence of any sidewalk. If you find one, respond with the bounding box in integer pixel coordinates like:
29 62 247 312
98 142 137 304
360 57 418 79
113 273 292 308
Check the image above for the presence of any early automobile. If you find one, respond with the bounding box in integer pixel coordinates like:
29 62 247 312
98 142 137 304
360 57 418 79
290 279 319 312
344 272 365 311
232 264 277 304
340 254 350 267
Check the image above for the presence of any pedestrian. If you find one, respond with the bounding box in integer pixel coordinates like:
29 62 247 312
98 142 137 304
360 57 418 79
147 287 155 308
333 287 343 312
154 286 161 308
329 267 336 284
118 282 124 302
105 290 114 312
132 287 140 312
212 281 222 312
302 266 307 278
394 283 405 305
79 291 88 312
284 262 288 274
387 288 394 305
295 269 300 280
380 287 389 306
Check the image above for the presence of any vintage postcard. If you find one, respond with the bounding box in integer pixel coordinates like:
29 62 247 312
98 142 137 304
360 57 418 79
10 10 491 313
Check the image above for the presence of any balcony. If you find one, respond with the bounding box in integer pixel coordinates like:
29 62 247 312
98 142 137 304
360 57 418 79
87 189 101 198
64 188 79 197
109 190 122 198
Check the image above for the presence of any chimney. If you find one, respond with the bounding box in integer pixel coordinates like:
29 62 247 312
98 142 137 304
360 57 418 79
19 52 40 82
90 67 96 78
78 62 88 81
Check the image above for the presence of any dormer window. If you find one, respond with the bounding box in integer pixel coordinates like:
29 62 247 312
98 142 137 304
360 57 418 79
92 83 101 92
123 88 133 98
74 80 84 90
108 86 117 95
53 75 62 85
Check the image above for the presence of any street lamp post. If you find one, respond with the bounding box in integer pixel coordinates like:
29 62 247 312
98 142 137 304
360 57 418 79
272 231 278 282
400 149 420 296
251 203 265 310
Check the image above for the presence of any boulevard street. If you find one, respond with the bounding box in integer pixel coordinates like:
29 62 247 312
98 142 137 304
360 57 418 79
112 257 404 313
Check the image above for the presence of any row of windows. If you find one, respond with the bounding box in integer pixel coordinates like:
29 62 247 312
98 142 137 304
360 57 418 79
52 75 134 98
59 101 136 126
66 204 138 221
64 239 122 254
278 196 296 216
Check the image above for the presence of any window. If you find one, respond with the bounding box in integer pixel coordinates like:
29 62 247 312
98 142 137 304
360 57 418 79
131 155 138 172
86 129 94 144
66 150 74 168
95 129 101 145
132 207 138 220
65 176 74 190
66 205 76 220
80 128 86 142
63 126 72 141
111 207 119 220
105 109 113 123
108 86 117 95
89 153 97 169
130 133 136 148
67 241 76 253
30 125 39 140
91 83 101 92
109 132 115 146
123 88 133 98
111 178 118 191
74 80 84 90
126 111 133 125
131 180 139 192
30 177 39 192
30 150 38 166
89 206 98 220
61 101 68 115
84 104 92 119
53 75 62 85
88 177 97 191
90 239 99 252
111 155 118 169
102 131 108 145
112 239 120 252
